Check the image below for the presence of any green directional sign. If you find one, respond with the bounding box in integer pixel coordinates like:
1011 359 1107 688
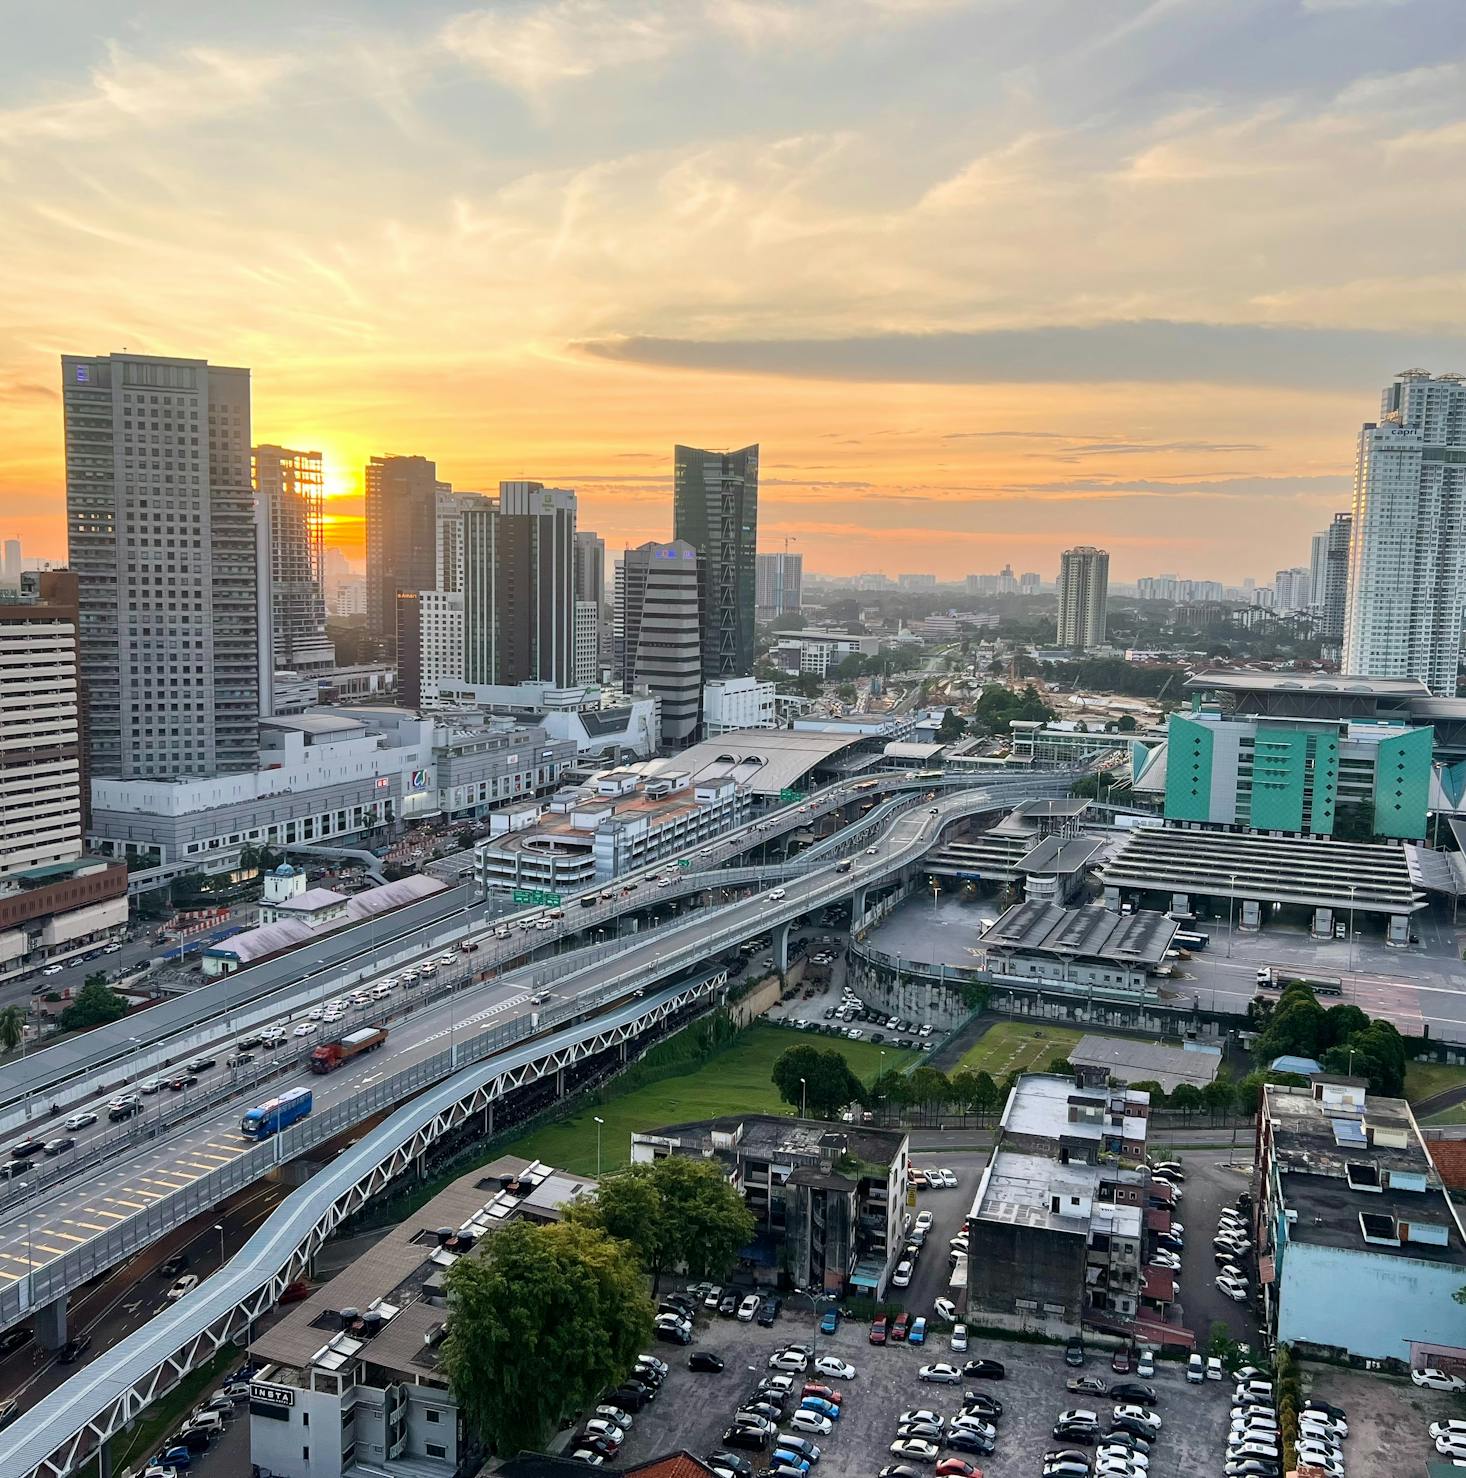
779 788 803 803
676 858 693 869
513 888 562 907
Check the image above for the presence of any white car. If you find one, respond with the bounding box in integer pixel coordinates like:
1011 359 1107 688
1207 1356 1224 1380
166 1274 199 1300
917 1363 962 1384
949 1415 995 1440
1431 1421 1466 1441
1294 1447 1343 1476
737 1293 760 1322
892 1261 913 1288
139 1077 166 1095
1415 1368 1466 1392
768 888 787 902
915 1211 934 1232
814 1355 856 1380
1098 1447 1148 1470
768 1350 808 1372
583 1420 625 1444
866 846 879 855
292 1022 318 1038
949 1324 968 1352
1215 1276 1248 1302
790 1411 832 1436
1438 1435 1466 1459
888 1439 939 1462
65 1111 98 1131
1113 1405 1160 1431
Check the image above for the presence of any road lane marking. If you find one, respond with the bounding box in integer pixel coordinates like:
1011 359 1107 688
104 1197 147 1211
90 1209 125 1221
65 1219 107 1232
49 1231 85 1243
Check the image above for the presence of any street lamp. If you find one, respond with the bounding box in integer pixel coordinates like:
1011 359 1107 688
594 1116 605 1178
1347 885 1358 978
792 1286 838 1363
213 1221 225 1268
930 880 940 914
799 1078 807 1119
1227 873 1238 959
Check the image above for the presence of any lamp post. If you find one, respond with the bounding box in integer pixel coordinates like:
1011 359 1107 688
1347 885 1358 980
213 1221 225 1269
1227 873 1238 959
799 1078 807 1119
594 1116 605 1178
930 880 940 914
792 1286 838 1364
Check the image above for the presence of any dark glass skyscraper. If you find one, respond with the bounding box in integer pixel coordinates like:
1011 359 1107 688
673 443 758 680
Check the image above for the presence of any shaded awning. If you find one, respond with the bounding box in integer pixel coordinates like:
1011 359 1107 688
1144 1207 1172 1233
1141 1267 1176 1303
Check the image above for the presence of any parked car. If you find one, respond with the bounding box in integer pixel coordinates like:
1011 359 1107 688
917 1363 961 1384
961 1358 1005 1380
689 1352 724 1373
1065 1338 1086 1367
1414 1368 1466 1392
868 1316 888 1346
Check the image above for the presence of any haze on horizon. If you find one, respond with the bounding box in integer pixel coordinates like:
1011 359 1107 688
2 0 1464 582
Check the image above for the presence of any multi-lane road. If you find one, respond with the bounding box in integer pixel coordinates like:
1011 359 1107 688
0 770 1070 1331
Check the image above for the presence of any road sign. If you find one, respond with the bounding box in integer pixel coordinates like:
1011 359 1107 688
512 888 562 907
676 859 692 869
779 789 803 803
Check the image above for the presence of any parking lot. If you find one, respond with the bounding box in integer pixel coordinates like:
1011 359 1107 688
1304 1362 1464 1477
599 1301 1234 1478
1166 1152 1263 1349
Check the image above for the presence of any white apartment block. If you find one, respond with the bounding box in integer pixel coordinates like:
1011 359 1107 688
1343 371 1466 696
416 589 464 706
703 676 777 734
574 599 600 685
775 629 879 678
1056 546 1109 650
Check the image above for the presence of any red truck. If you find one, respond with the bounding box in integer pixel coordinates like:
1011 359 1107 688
309 1026 388 1074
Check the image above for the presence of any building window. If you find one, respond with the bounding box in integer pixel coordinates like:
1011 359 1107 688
425 1409 442 1423
426 1443 447 1459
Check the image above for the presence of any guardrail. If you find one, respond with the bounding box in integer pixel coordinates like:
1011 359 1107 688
0 970 727 1478
0 768 1081 1321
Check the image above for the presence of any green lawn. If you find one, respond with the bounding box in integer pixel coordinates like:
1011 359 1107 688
1423 1101 1466 1126
956 1021 1087 1079
501 1024 917 1177
1404 1057 1466 1104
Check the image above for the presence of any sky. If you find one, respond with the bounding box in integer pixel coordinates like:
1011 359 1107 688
2 0 1465 583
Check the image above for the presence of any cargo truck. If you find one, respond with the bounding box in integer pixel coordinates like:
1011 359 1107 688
309 1026 389 1074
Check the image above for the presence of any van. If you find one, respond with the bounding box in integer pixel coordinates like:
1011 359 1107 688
183 1410 224 1434
1186 1354 1205 1383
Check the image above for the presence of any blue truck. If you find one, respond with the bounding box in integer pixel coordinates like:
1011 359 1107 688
240 1086 313 1140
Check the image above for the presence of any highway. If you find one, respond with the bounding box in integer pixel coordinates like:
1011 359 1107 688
0 769 934 1125
0 769 1072 1338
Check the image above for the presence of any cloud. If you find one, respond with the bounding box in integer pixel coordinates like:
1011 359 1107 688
580 322 1466 387
0 42 299 143
438 2 676 95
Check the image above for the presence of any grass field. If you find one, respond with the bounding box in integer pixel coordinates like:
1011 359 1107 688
1404 1057 1466 1104
955 1021 1087 1079
499 1023 917 1176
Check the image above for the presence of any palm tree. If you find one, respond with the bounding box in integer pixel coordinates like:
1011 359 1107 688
0 1006 25 1054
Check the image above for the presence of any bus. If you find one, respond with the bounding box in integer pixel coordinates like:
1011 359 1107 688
912 769 946 782
852 778 881 791
1173 930 1210 952
240 1086 313 1140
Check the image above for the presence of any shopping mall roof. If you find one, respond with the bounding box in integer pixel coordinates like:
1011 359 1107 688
1098 827 1426 915
642 728 874 797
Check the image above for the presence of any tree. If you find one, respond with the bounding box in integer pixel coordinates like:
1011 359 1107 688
1048 1056 1074 1076
936 709 966 742
58 978 128 1033
0 1007 23 1054
909 1066 952 1121
970 1070 1002 1120
569 1156 755 1293
1115 714 1138 733
1201 1078 1235 1122
1169 1083 1204 1122
1320 1003 1369 1051
772 1044 866 1120
1256 993 1326 1063
442 1218 653 1454
1129 1079 1168 1108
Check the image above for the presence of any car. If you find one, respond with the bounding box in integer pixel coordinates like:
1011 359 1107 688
898 1422 943 1442
768 889 787 902
41 1134 77 1158
961 1358 1005 1379
168 1073 198 1092
1065 1337 1086 1367
1294 1448 1343 1475
789 1411 833 1437
880 1468 922 1478
64 1111 98 1131
757 1296 782 1327
1043 1460 1090 1478
769 1349 809 1372
916 1362 960 1384
893 1260 913 1288
943 1428 994 1457
40 964 63 977
776 1434 822 1464
1416 1367 1466 1391
1110 1347 1134 1375
9 1138 45 1160
1298 1419 1344 1446
291 1022 317 1038
869 1315 888 1345
801 1384 842 1405
814 1355 856 1380
1100 1431 1149 1456
909 1317 928 1346
688 1352 724 1372
738 1293 761 1322
934 1462 978 1477
900 1409 944 1429
569 1452 605 1467
654 1324 691 1345
950 1324 968 1352
1098 1445 1148 1470
933 1296 958 1323
948 1414 995 1440
1215 1277 1248 1302
707 1452 754 1476
799 1397 840 1421
166 1274 200 1301
56 1335 92 1363
1302 1399 1347 1424
719 1291 741 1317
1108 1383 1156 1406
1113 1405 1159 1429
0 1328 32 1355
720 1427 769 1453
891 1312 910 1341
888 1439 939 1463
1438 1434 1466 1459
606 1385 651 1413
1068 1376 1107 1394
151 1449 192 1471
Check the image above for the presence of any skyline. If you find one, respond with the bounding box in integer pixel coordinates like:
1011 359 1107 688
4 1 1466 580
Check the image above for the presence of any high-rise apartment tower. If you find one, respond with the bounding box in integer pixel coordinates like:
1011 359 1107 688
1056 546 1109 651
62 351 259 777
365 454 441 653
1343 371 1466 695
255 445 335 677
674 443 758 679
618 540 703 745
1311 512 1352 646
756 551 803 616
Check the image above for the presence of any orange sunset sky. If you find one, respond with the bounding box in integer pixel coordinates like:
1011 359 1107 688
2 1 1464 582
